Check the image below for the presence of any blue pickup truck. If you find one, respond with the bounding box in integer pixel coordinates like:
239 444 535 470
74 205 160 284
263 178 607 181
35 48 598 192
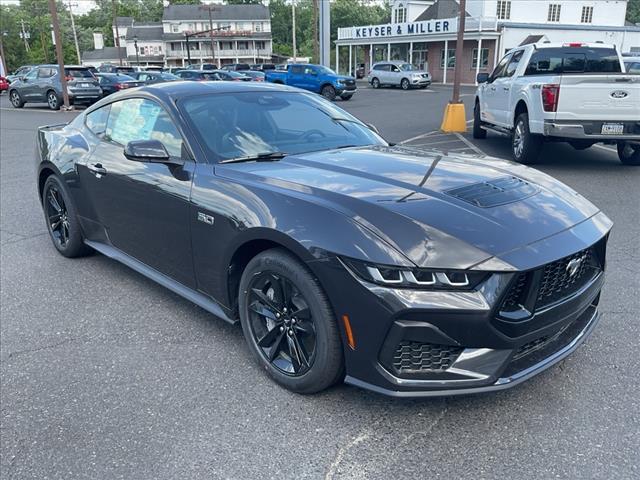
265 64 357 101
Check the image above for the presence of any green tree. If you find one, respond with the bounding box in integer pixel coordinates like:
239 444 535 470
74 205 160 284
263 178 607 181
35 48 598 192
627 0 640 24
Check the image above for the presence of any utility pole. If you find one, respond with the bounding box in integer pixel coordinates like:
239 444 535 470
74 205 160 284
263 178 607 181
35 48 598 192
204 5 217 67
48 0 71 109
111 0 123 65
67 2 81 64
40 32 49 63
312 0 319 63
291 1 297 61
440 0 467 132
20 20 30 52
319 0 330 67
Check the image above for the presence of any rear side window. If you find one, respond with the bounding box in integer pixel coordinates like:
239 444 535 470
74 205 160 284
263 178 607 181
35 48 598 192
37 67 55 78
525 47 621 75
85 105 111 137
290 65 304 74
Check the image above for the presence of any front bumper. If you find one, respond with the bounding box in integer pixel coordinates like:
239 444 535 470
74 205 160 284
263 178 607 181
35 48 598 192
309 226 610 398
410 77 431 86
544 120 640 141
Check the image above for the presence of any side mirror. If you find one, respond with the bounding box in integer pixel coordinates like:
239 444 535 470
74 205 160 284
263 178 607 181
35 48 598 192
20 76 27 82
124 139 172 163
476 72 490 84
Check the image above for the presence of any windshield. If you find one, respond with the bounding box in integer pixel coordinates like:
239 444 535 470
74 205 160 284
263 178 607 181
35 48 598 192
398 63 415 71
181 92 385 162
65 68 94 78
161 73 180 80
316 65 336 75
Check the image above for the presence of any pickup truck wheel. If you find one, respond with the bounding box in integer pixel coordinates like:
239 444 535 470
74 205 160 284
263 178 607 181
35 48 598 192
401 78 410 90
512 113 542 164
321 85 336 101
473 102 487 139
371 78 380 89
617 142 640 165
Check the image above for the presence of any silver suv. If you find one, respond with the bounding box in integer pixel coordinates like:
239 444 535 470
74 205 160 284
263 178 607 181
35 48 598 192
367 61 431 90
9 65 102 110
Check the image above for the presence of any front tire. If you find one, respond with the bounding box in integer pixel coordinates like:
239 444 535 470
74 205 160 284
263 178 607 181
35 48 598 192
473 101 487 139
400 78 410 90
42 175 91 258
238 249 344 394
617 141 640 165
321 85 336 101
9 90 24 108
371 77 380 89
512 112 542 164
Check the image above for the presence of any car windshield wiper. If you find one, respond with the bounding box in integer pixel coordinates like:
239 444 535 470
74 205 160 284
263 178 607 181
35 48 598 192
219 151 288 164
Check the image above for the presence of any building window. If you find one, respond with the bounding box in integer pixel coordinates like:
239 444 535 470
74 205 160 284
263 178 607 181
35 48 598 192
581 5 593 23
171 24 179 33
255 41 266 49
496 1 511 20
547 4 561 22
472 48 490 68
440 48 456 68
254 22 262 32
394 4 407 23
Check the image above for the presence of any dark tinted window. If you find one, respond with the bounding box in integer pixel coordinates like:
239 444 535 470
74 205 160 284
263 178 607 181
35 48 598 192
85 104 111 137
525 47 621 75
290 65 304 74
505 50 523 77
490 53 512 80
65 68 94 78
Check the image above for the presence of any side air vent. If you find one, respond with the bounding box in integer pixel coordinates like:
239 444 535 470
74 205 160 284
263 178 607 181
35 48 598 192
446 176 539 208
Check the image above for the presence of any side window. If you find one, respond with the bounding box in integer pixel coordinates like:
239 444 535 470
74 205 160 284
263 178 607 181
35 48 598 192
505 50 523 77
105 99 184 158
85 105 111 137
37 67 53 78
25 68 38 80
290 65 304 74
525 50 562 75
490 53 512 80
304 66 317 75
390 64 400 72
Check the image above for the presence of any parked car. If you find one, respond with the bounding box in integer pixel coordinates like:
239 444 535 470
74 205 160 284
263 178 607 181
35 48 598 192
186 63 217 71
250 63 276 71
266 63 357 101
174 70 221 81
9 65 102 110
623 56 640 74
474 42 640 165
221 63 251 71
95 73 144 96
97 64 136 75
129 71 180 85
36 81 612 397
0 76 9 93
242 70 266 82
6 65 35 84
367 61 431 90
215 70 251 82
355 63 366 79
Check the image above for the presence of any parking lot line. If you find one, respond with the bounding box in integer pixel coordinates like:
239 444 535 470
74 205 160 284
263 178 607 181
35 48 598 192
454 132 486 156
594 144 617 153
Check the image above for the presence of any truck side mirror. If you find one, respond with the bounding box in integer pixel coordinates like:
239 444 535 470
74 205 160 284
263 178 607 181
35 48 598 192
476 72 489 83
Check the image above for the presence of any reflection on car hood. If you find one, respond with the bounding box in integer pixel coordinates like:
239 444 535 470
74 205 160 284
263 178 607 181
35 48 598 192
218 145 605 269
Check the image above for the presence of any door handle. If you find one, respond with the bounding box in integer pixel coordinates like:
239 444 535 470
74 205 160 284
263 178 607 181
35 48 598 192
490 86 496 91
503 86 510 91
88 163 107 176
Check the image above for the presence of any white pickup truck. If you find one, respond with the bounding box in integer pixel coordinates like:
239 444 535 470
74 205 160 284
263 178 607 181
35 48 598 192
473 43 640 165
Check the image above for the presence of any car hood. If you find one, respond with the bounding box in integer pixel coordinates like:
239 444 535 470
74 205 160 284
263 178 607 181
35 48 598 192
217 146 607 270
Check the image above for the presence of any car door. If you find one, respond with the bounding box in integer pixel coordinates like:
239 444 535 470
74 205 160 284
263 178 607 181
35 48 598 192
77 97 197 288
19 67 39 99
389 64 401 85
34 67 55 101
497 50 524 126
288 65 306 88
481 52 513 126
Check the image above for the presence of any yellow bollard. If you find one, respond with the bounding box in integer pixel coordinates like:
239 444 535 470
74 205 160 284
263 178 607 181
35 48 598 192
440 102 467 133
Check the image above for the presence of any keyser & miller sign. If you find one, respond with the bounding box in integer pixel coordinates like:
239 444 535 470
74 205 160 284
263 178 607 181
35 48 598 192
349 18 458 40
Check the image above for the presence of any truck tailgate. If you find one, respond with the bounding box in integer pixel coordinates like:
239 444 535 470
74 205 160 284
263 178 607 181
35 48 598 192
555 75 640 121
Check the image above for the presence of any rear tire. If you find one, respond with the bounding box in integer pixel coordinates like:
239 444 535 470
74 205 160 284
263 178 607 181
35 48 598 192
238 249 344 394
9 90 24 108
473 101 487 139
47 90 61 111
512 112 542 164
42 175 91 258
617 142 640 165
321 85 336 101
371 77 380 89
400 78 410 90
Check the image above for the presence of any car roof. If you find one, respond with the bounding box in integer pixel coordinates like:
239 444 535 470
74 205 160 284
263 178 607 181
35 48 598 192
525 42 616 49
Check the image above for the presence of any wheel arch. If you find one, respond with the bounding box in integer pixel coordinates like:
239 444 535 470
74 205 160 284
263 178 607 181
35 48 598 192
513 99 529 125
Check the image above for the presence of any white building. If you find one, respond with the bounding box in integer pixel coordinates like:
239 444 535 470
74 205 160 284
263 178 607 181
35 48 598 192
336 0 640 84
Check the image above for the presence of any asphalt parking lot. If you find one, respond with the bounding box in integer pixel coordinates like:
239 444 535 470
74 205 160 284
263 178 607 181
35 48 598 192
1 86 639 479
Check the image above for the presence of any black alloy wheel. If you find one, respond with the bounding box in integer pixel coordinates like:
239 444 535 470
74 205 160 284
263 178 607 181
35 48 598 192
239 249 344 393
42 176 91 258
321 85 336 101
10 90 24 108
246 272 316 376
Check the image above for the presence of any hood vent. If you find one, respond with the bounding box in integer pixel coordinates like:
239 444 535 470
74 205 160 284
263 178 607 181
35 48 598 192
445 176 539 208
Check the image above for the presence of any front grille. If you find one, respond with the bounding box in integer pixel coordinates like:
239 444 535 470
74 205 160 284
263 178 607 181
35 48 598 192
537 248 595 309
499 245 601 316
392 341 463 373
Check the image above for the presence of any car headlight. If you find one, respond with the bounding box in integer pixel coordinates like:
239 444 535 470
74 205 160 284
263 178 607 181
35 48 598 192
338 79 347 84
341 258 488 290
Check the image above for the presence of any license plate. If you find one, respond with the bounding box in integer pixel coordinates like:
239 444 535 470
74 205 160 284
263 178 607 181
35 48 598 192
601 123 624 135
